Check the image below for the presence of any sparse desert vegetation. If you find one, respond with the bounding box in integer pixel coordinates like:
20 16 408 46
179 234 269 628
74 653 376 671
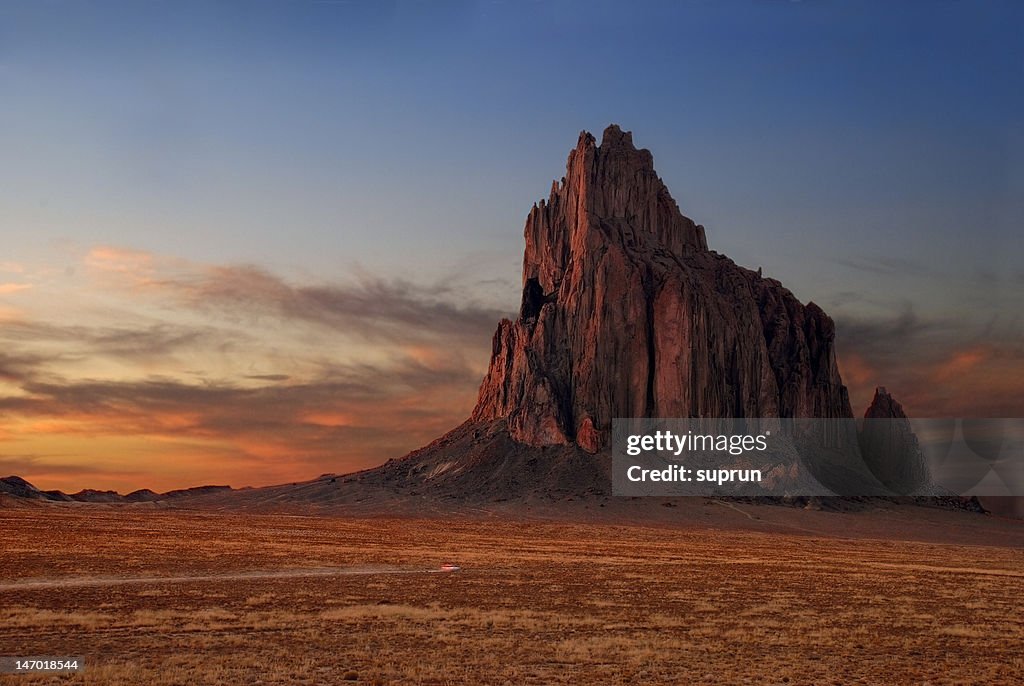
0 507 1021 685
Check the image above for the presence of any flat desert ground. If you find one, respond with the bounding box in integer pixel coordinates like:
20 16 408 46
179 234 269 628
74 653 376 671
1 504 1022 685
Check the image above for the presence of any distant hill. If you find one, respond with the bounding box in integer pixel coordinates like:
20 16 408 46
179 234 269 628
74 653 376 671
0 475 233 505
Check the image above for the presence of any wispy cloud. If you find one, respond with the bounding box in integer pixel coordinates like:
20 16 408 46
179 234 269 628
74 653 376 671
180 264 507 344
836 306 1024 418
836 305 952 366
0 246 509 492
0 351 46 383
84 246 509 346
0 283 32 294
833 255 938 279
1 320 246 362
0 353 482 485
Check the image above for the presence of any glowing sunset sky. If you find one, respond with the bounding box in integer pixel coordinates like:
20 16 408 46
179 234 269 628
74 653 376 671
1 2 1022 492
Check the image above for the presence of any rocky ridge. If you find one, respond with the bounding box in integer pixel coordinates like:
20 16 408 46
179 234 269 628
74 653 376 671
472 125 851 454
371 125 885 498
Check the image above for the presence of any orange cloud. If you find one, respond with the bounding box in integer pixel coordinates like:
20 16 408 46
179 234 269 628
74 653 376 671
84 245 185 290
931 346 987 382
0 283 32 294
86 245 155 271
1 390 470 493
837 352 875 387
0 247 495 495
836 304 1024 418
301 411 355 427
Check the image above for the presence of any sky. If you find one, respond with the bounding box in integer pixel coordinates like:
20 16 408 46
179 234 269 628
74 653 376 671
1 1 1022 492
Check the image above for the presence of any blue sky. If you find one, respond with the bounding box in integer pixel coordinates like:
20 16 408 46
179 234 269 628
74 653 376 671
1 1 1021 490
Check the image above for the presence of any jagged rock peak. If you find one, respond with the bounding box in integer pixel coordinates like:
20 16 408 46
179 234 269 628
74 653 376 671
600 123 633 147
523 125 707 296
472 125 853 454
859 387 929 494
865 386 908 419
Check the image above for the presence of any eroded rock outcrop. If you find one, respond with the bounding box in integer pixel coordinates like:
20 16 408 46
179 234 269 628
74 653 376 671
859 386 930 494
471 125 853 454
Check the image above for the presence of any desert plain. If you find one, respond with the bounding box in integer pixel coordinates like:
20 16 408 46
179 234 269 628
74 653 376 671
1 503 1022 685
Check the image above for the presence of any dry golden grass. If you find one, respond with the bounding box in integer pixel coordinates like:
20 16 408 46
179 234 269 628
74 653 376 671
0 508 1021 685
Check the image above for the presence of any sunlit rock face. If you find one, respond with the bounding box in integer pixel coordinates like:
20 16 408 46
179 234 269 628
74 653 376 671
472 125 853 454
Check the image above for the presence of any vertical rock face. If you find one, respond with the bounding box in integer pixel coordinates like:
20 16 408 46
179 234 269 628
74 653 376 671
859 387 930 494
472 125 853 453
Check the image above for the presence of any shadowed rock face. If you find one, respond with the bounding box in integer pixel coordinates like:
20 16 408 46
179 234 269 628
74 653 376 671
0 476 48 499
471 125 853 453
859 386 930 494
863 386 907 421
